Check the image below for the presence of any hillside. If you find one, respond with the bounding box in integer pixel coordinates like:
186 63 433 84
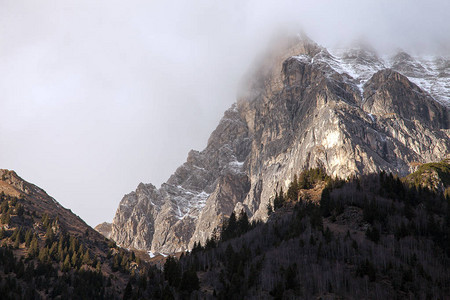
163 167 450 299
0 170 172 299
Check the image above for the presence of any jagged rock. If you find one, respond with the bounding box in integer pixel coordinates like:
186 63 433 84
111 103 251 253
110 36 450 253
403 160 450 193
390 52 427 78
94 222 112 239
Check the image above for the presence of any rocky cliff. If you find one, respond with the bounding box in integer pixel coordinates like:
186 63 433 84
95 222 112 239
110 36 449 253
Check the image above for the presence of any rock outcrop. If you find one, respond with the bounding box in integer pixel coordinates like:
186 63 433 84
94 222 112 239
110 36 450 253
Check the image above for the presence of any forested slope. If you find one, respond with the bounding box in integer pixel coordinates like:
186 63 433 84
164 165 450 299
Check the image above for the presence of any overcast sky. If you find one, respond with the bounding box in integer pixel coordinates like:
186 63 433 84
1 0 449 227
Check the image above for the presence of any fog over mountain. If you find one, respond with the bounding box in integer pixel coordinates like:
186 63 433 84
0 0 449 226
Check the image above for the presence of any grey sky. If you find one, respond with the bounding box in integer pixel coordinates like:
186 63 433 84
1 0 449 227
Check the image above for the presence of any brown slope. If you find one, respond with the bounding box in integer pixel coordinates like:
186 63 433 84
0 169 165 299
0 169 103 240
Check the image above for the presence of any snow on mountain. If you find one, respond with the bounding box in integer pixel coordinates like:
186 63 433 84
316 48 450 107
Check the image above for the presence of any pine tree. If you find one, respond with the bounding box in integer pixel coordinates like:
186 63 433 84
38 247 49 263
11 227 21 242
164 256 181 287
71 251 78 268
45 226 54 246
58 241 65 262
267 202 273 216
96 261 102 273
49 242 58 260
274 186 286 210
237 210 249 234
24 229 33 247
112 254 120 272
41 213 50 228
299 171 309 189
287 174 299 201
1 212 11 225
29 236 39 258
222 212 238 240
82 249 91 265
62 254 71 271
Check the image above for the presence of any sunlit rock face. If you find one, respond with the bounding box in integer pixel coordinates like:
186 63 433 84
111 36 449 253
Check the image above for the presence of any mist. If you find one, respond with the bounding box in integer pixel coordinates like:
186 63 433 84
0 0 449 227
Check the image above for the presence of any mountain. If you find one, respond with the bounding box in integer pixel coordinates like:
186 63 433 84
0 169 172 299
110 36 449 254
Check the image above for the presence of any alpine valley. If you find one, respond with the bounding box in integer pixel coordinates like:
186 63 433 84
1 35 449 299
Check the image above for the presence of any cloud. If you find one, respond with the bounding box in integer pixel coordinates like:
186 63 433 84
0 0 448 226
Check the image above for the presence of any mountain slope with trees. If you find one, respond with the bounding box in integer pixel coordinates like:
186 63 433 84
0 169 172 299
164 164 450 299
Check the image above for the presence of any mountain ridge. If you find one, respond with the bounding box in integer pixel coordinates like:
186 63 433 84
0 169 169 299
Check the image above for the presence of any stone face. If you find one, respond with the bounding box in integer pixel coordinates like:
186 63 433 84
110 37 450 253
111 103 251 253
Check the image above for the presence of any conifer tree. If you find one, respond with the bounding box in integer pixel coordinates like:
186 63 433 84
63 254 71 271
82 249 91 265
29 236 39 258
267 202 273 216
38 247 49 263
25 229 33 247
237 210 249 234
71 251 78 268
287 174 299 201
96 261 102 273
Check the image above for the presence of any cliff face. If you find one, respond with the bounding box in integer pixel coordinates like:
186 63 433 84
110 37 450 253
111 104 251 253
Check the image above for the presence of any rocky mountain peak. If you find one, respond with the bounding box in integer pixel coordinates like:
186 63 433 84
108 37 449 254
390 51 427 77
363 69 448 130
